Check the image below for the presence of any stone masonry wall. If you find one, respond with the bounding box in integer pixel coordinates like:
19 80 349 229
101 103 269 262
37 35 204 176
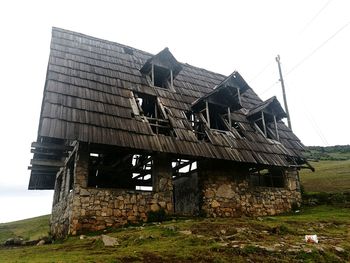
50 144 174 237
50 192 73 238
199 160 301 217
69 187 173 234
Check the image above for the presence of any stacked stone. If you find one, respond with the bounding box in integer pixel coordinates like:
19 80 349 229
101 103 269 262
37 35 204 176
201 170 301 218
68 187 173 234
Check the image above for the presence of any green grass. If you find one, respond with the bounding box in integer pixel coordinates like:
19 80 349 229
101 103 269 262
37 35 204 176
300 160 350 193
0 206 349 262
305 145 350 161
0 215 50 244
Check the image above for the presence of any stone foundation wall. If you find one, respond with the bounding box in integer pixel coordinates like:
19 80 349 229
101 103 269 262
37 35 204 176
199 160 301 217
50 142 302 238
50 144 174 237
50 192 73 238
69 187 173 235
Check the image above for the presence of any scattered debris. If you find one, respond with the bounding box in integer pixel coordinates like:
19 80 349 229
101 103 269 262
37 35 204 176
36 240 45 246
334 246 345 253
4 237 24 246
305 235 318 244
179 230 192 235
79 235 86 240
101 235 119 247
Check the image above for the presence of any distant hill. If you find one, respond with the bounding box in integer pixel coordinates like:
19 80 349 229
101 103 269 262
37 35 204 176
0 215 49 244
304 145 350 161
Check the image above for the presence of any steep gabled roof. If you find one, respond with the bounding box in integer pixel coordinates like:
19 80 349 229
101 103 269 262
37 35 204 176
248 96 287 121
29 27 307 189
191 71 249 112
140 47 182 78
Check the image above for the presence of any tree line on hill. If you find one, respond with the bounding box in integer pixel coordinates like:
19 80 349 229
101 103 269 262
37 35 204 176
305 145 350 161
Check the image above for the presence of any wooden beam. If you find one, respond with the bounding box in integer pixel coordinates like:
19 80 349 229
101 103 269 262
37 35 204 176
151 63 154 86
170 69 173 89
273 115 279 141
28 166 60 171
227 107 232 128
172 160 193 172
30 159 64 167
31 149 68 157
134 180 152 187
261 112 267 136
31 142 73 151
237 87 241 105
132 156 152 171
132 170 152 179
205 100 210 128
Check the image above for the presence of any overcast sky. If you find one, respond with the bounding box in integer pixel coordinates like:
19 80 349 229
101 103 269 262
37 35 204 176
0 0 349 223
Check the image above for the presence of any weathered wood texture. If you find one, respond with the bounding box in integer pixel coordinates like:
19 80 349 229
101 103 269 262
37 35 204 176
31 28 307 189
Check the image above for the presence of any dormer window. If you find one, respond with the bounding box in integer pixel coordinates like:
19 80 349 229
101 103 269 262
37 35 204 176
253 112 279 140
140 48 182 91
247 96 287 141
148 64 174 90
190 71 249 134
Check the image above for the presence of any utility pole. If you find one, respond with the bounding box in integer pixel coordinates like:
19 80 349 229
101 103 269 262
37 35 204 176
276 55 292 130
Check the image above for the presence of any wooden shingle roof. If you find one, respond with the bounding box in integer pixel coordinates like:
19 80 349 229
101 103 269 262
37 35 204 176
31 27 307 188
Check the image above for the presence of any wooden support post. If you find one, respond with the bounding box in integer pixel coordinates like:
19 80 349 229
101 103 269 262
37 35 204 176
261 112 267 136
155 103 159 134
170 69 173 89
227 107 232 128
205 100 210 128
237 87 241 105
151 63 155 86
273 115 279 141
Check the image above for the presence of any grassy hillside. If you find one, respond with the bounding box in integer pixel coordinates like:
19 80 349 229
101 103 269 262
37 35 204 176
304 145 350 161
0 206 349 262
300 145 350 193
0 215 49 244
300 159 350 193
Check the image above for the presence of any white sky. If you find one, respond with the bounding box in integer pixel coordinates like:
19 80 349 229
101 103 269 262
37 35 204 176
0 0 349 223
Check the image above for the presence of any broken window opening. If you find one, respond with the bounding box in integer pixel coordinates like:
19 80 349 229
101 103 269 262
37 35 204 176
132 154 153 191
232 121 246 138
132 92 175 136
201 103 229 131
253 112 279 141
88 151 134 189
186 111 209 141
147 64 174 90
250 168 284 188
172 159 197 179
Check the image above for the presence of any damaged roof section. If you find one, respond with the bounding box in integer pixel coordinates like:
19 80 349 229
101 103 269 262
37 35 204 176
192 71 249 112
28 28 309 189
247 96 287 122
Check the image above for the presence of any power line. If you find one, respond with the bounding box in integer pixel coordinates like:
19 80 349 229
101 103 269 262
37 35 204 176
260 80 279 95
299 98 329 145
261 18 350 94
298 0 333 35
287 19 350 75
249 59 275 83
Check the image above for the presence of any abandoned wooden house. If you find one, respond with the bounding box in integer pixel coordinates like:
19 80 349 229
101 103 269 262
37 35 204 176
28 28 310 238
